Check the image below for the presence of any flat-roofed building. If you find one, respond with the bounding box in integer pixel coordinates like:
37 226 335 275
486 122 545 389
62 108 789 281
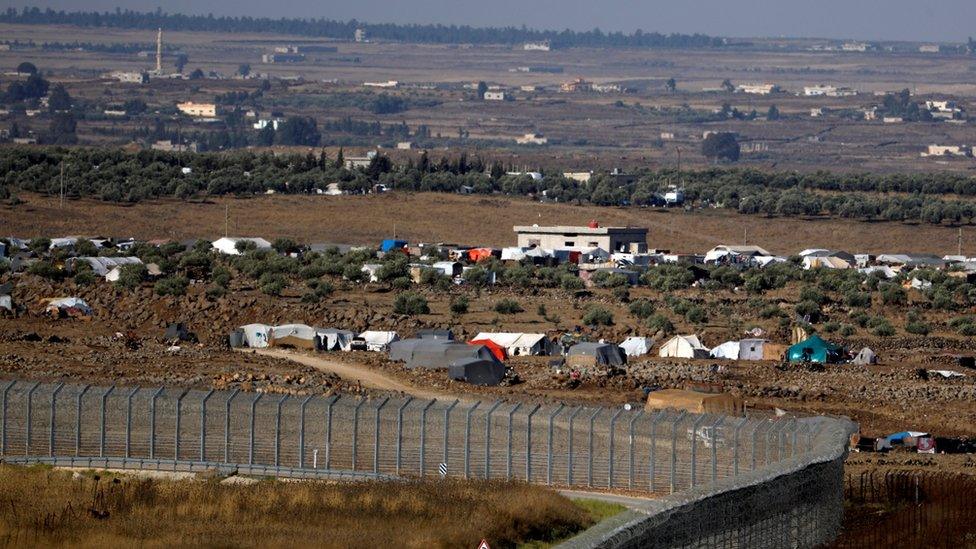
514 222 647 253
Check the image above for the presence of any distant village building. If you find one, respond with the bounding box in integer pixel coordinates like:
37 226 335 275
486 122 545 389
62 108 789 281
803 85 857 97
262 53 305 63
176 102 216 117
562 172 592 183
483 91 509 101
523 41 551 51
150 140 199 152
591 83 622 93
841 42 869 52
514 223 648 253
396 142 413 150
736 83 779 95
660 132 675 140
354 28 367 43
810 108 825 117
560 77 591 93
345 151 377 169
515 133 548 145
363 80 399 88
252 118 283 130
109 71 148 84
919 44 940 53
922 145 970 157
882 116 904 124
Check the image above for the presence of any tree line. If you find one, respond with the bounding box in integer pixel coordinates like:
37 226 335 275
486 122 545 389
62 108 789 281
1 7 724 49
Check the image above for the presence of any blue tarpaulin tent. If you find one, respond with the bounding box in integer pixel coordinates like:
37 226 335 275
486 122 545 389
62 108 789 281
381 239 408 252
787 334 844 364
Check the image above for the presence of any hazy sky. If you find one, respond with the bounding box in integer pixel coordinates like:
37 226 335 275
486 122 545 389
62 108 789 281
5 1 976 42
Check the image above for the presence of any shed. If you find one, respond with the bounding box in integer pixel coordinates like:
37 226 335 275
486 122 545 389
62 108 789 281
645 389 744 416
566 342 627 367
787 335 843 364
659 335 710 359
448 358 505 386
619 337 654 357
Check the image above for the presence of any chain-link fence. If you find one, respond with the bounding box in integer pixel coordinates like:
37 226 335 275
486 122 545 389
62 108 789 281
0 379 855 547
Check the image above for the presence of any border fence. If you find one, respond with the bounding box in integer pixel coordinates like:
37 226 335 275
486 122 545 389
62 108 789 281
0 379 855 547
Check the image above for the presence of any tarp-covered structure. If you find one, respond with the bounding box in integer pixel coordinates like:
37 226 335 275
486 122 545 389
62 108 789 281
467 339 507 361
645 389 744 416
473 332 553 356
358 331 400 352
270 324 318 349
390 339 498 369
710 341 741 360
852 347 878 365
316 328 355 351
240 323 272 348
566 342 627 367
787 335 844 364
619 337 654 357
44 297 92 317
448 358 505 386
659 335 710 359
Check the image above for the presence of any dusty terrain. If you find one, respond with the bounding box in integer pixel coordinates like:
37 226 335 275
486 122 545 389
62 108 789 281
3 191 974 256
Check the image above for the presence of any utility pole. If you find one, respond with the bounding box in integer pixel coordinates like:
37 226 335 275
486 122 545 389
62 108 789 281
224 204 229 238
156 28 163 74
59 161 65 209
959 227 963 257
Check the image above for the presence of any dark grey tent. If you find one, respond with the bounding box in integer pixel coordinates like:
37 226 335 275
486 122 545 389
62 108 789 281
389 339 497 369
228 329 246 348
416 329 454 340
566 342 627 367
164 323 197 343
449 358 505 386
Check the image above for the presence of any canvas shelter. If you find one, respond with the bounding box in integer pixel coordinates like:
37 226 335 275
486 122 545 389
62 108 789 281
74 256 143 277
740 339 786 361
448 358 505 386
644 389 744 416
212 237 272 255
473 332 552 356
619 337 654 357
659 335 710 359
358 331 400 352
44 297 92 317
565 342 627 367
270 324 318 349
389 339 497 369
0 295 11 314
467 339 507 361
164 323 196 342
852 347 878 365
710 341 741 360
240 323 272 348
787 335 844 364
316 329 355 351
467 248 496 262
380 239 408 253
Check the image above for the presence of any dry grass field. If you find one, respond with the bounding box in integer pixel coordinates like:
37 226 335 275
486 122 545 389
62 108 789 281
0 465 593 548
2 191 971 256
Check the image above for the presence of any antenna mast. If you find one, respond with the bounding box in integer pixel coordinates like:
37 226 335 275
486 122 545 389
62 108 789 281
156 28 162 73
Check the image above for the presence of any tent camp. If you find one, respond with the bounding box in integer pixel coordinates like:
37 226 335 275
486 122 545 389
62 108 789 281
787 335 844 364
316 329 355 351
659 335 710 359
390 339 498 369
240 323 272 348
566 342 627 367
358 331 400 352
619 337 654 357
448 358 505 386
270 324 318 349
853 347 878 365
473 332 552 356
645 389 744 416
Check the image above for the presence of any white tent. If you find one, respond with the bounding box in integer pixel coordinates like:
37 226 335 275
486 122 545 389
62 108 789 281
619 337 654 357
858 266 898 279
852 347 877 365
316 328 355 351
501 247 527 261
240 323 272 348
359 331 400 352
212 237 273 255
659 335 710 359
76 256 143 277
710 341 741 360
270 324 318 349
473 332 551 356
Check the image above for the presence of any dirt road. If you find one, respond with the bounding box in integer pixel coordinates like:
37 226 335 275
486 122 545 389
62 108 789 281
243 348 458 401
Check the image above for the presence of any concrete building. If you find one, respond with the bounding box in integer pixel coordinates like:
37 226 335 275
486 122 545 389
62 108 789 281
262 53 305 63
514 223 648 253
736 83 779 95
563 172 592 183
922 145 969 157
515 133 547 145
176 102 216 117
110 71 148 84
354 28 367 42
252 118 283 130
523 41 551 51
919 44 940 53
484 91 509 101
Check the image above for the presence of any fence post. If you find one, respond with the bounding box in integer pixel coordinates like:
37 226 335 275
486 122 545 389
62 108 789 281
50 383 65 457
299 394 315 468
99 385 116 458
325 395 340 469
442 399 459 474
352 397 366 471
732 417 749 477
689 414 707 489
224 389 240 464
567 407 583 486
124 387 138 458
608 408 625 489
419 399 436 476
765 418 785 466
751 420 763 470
24 382 40 455
395 397 414 475
525 404 541 482
274 395 289 467
628 410 645 490
248 393 263 466
710 416 724 484
464 401 481 479
1 381 15 456
507 403 522 480
74 385 90 458
547 404 565 486
649 411 667 492
587 408 602 488
374 397 390 474
199 389 214 462
670 411 686 494
175 389 188 461
484 400 503 480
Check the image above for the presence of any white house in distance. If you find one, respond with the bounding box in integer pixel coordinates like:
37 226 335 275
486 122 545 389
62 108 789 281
212 237 273 255
176 101 217 117
736 83 779 95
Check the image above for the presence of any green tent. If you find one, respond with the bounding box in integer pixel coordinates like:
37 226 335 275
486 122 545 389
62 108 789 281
787 335 844 364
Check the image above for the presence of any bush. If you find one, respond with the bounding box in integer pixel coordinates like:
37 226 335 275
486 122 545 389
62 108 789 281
494 299 523 315
559 274 584 290
206 285 227 300
794 300 822 322
259 273 287 296
640 265 695 291
870 319 896 337
843 290 872 308
959 324 976 336
839 324 856 337
211 266 232 287
759 305 783 319
154 276 188 296
799 286 827 305
684 306 707 324
394 292 429 315
880 284 907 306
821 321 840 333
114 263 147 290
450 296 469 315
582 306 614 326
73 270 96 286
391 277 412 290
28 260 66 280
646 314 674 334
463 266 490 287
612 286 630 302
904 321 930 335
629 299 655 319
343 264 368 283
